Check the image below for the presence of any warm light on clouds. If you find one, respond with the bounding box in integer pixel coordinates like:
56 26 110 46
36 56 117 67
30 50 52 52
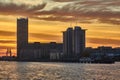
0 0 120 56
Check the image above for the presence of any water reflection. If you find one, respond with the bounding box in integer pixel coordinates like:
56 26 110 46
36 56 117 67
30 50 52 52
0 61 120 80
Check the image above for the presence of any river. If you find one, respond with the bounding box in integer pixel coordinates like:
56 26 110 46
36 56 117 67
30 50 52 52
0 61 120 80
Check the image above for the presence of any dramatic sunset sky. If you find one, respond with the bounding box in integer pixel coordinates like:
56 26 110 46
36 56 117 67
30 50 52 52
0 0 120 56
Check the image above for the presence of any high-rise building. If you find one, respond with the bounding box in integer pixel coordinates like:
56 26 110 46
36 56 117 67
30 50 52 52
17 18 28 58
63 28 73 58
63 26 86 60
73 26 86 58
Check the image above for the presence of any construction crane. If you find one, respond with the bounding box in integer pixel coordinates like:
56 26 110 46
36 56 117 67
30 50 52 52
6 48 12 57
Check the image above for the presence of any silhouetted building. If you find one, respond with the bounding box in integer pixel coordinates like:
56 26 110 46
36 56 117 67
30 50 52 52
63 26 86 60
63 28 73 59
19 42 50 60
17 18 63 61
17 18 28 59
49 42 63 60
74 26 86 58
18 42 62 61
15 18 120 62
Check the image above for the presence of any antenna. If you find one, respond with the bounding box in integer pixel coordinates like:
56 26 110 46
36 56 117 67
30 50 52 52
75 16 78 26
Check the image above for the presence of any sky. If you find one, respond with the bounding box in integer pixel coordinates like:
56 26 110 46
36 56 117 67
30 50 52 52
0 0 120 56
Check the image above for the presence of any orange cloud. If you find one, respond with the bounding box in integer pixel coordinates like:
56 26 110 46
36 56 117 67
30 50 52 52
30 32 61 42
87 37 120 45
0 40 15 44
0 45 15 49
0 30 15 36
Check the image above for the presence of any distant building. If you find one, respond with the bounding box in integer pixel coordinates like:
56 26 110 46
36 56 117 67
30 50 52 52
90 46 115 60
17 18 63 61
49 42 63 60
63 28 73 59
15 18 120 62
19 42 50 60
17 18 28 59
19 42 62 61
73 26 86 58
84 46 120 62
63 26 86 60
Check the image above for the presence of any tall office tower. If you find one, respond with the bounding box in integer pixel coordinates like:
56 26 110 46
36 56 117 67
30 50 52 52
17 18 28 58
63 27 73 58
63 26 86 59
73 26 86 58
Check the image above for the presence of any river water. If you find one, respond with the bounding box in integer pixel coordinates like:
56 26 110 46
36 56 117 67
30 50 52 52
0 61 120 80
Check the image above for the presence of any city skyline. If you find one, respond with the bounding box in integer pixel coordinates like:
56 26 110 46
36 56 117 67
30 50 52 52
0 0 120 56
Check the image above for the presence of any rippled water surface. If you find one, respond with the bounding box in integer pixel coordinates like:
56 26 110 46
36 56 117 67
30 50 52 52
0 61 120 80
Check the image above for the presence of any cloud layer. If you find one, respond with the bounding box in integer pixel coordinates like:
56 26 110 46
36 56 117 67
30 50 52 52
0 40 15 44
0 0 120 24
88 37 120 45
30 32 61 41
0 30 60 43
0 1 46 16
0 30 15 36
